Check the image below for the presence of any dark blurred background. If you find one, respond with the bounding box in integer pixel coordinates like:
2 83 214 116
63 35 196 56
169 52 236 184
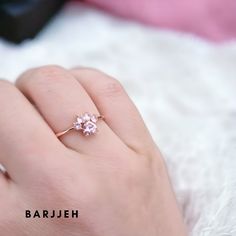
0 0 66 43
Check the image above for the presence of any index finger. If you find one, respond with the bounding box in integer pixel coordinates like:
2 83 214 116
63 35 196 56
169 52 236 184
0 80 62 183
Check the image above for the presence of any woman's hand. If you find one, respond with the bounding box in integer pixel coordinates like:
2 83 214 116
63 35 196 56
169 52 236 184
0 66 187 236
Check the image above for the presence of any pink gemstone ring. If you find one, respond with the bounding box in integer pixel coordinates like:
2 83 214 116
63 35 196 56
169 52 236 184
56 113 104 138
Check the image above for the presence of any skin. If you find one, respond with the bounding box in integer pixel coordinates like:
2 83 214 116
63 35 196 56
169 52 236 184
0 66 187 236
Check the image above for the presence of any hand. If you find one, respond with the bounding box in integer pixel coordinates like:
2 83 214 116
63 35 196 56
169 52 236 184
0 66 187 236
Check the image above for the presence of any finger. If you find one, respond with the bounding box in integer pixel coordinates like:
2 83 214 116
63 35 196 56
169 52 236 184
16 65 127 155
71 68 156 154
0 80 60 182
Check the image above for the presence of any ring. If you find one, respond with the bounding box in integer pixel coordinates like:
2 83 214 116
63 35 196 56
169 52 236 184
56 113 104 138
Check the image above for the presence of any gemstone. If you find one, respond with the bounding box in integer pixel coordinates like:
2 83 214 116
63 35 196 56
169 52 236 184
82 113 91 122
73 122 82 130
83 121 97 136
76 117 83 124
90 114 98 123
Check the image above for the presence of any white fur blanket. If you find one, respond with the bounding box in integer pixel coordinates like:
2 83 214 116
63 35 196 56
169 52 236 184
0 2 236 235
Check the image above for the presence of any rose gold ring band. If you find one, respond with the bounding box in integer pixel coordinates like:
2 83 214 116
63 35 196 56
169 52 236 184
56 113 104 138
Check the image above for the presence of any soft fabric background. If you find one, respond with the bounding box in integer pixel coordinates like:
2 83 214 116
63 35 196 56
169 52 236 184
0 2 236 235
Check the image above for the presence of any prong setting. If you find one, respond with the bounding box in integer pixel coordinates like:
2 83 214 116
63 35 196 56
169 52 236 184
72 113 101 136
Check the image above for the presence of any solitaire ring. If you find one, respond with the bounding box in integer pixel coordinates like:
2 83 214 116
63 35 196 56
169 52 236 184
56 113 104 138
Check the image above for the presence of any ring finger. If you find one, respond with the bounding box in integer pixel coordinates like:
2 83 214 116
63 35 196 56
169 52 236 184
16 65 127 155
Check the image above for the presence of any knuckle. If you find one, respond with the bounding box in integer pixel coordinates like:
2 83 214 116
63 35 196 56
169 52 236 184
73 67 125 98
99 78 124 98
34 65 65 77
73 67 103 77
17 65 66 89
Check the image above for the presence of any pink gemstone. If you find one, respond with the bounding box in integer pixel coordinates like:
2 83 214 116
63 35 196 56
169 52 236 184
90 115 98 123
82 113 91 122
76 117 83 124
83 121 97 135
73 122 82 130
